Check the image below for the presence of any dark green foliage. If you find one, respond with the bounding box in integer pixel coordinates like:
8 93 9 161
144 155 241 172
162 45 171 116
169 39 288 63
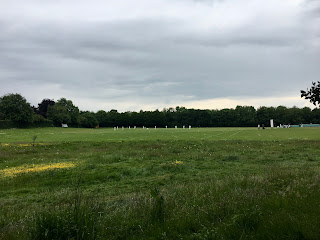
257 106 275 126
1 93 319 128
79 112 99 128
95 110 109 127
56 98 80 126
0 93 34 125
38 98 80 127
95 106 320 128
36 99 55 118
47 104 71 126
32 116 53 128
1 91 319 129
235 105 257 127
0 119 53 129
0 120 15 129
301 81 320 106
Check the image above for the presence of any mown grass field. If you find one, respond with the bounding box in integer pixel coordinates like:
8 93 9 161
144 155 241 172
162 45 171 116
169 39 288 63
1 127 320 239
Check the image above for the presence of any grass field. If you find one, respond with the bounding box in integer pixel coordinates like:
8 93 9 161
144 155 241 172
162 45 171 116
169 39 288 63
1 127 320 239
1 127 320 142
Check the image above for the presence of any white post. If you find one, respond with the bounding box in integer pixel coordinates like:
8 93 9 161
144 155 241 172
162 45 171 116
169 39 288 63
270 119 274 128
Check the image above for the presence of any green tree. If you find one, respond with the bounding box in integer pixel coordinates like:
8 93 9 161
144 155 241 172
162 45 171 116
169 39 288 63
108 110 120 127
79 112 98 128
130 111 140 127
274 106 289 125
37 99 55 118
301 107 313 123
257 107 275 126
162 108 177 127
312 108 320 123
95 110 109 127
56 98 80 126
175 106 189 127
218 108 238 127
0 93 34 126
287 106 303 124
196 110 211 127
47 105 71 126
235 106 256 127
301 81 320 106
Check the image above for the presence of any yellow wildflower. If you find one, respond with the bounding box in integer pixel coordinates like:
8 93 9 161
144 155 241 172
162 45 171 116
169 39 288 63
0 162 75 178
173 160 183 165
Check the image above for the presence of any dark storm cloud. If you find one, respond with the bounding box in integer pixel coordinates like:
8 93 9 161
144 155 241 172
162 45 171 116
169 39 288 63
0 0 319 111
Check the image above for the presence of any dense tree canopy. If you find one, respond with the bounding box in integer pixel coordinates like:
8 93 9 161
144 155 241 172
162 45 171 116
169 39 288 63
79 112 99 128
92 106 319 128
47 104 71 126
55 98 80 126
37 99 55 118
0 93 319 128
0 93 34 125
95 110 109 127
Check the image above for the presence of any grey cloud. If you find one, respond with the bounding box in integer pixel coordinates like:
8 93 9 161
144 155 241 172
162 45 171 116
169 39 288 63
175 34 298 48
0 0 319 111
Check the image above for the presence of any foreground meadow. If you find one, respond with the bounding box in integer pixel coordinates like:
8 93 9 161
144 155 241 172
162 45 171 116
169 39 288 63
1 127 320 239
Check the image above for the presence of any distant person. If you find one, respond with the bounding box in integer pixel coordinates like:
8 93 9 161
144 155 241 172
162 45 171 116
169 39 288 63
258 124 260 129
262 124 265 129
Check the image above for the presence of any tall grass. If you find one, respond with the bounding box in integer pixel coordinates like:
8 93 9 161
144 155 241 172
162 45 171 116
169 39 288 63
1 128 320 239
19 167 320 239
28 177 101 240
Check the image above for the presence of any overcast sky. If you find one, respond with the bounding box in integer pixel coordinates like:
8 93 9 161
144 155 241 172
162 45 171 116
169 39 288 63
0 0 319 112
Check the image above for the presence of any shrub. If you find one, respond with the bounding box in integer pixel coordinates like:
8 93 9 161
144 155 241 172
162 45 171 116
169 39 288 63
79 113 99 128
0 120 15 129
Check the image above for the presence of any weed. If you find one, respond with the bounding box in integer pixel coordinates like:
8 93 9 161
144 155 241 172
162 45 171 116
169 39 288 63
150 187 165 223
32 135 37 152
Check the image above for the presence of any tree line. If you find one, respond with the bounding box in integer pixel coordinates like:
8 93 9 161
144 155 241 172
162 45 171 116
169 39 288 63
0 93 319 128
